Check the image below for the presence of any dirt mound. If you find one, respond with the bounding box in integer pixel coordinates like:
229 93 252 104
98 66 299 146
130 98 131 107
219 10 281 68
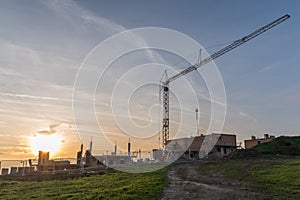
231 136 300 159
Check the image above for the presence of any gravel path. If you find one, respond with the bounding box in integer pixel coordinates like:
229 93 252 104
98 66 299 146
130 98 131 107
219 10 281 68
159 161 261 200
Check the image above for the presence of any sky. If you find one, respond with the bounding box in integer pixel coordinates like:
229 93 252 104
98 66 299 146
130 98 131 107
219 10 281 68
0 0 299 160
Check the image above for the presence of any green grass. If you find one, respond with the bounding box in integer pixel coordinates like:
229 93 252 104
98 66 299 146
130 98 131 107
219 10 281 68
0 168 168 200
251 160 300 200
201 159 300 200
232 136 300 159
254 136 300 156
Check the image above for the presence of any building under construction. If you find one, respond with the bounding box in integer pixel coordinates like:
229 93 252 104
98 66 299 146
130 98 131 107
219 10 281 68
153 133 237 161
244 134 275 149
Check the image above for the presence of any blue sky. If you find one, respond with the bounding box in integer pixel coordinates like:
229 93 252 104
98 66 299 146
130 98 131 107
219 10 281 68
0 0 299 159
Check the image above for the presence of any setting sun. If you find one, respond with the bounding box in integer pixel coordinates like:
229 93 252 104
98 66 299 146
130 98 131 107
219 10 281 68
31 133 61 156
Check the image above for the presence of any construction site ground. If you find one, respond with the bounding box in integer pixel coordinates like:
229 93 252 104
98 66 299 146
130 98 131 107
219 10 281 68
160 160 262 200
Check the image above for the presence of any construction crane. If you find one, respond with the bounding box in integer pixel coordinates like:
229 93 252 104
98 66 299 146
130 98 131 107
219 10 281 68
161 14 290 148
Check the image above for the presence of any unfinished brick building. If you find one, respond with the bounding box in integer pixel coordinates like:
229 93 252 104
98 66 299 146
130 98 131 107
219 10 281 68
244 134 275 149
165 133 237 159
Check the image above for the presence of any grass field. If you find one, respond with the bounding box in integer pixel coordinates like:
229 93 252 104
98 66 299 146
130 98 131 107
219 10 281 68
1 135 299 200
201 159 300 200
0 168 168 200
231 136 300 159
254 136 300 156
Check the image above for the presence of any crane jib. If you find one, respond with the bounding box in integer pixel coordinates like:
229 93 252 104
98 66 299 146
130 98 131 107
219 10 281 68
166 14 290 84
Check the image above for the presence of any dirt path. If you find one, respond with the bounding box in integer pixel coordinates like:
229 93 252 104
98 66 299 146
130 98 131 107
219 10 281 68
160 161 261 200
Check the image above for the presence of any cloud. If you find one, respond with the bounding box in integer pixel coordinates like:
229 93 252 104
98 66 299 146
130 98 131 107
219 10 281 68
0 40 77 107
36 123 62 136
44 0 125 35
0 92 71 102
0 121 6 128
239 111 257 122
195 90 227 108
44 0 165 63
49 123 61 130
258 65 273 73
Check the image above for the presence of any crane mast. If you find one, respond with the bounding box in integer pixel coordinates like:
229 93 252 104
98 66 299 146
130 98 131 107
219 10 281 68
161 14 290 148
